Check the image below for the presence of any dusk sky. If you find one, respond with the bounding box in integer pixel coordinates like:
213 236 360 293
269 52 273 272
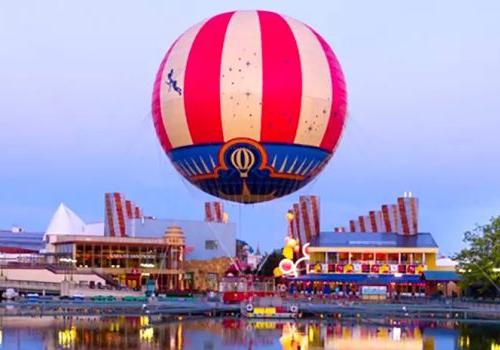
1 0 499 254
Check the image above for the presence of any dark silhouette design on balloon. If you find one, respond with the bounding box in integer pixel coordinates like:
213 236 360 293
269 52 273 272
165 69 182 95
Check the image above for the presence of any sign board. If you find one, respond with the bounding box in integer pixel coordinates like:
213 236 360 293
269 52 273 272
361 285 387 296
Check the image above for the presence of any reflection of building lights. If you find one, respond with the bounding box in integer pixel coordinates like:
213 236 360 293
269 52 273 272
308 326 314 342
280 323 308 350
0 329 2 346
170 334 176 349
58 327 77 348
140 263 155 268
109 322 120 332
177 323 183 350
140 316 150 327
139 327 154 343
392 327 401 341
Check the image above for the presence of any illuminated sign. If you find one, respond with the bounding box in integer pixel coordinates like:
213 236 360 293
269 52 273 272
108 254 155 259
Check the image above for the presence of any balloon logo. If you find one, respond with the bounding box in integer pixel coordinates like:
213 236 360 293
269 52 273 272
230 148 256 178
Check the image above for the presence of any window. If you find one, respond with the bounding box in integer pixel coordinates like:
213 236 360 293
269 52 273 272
205 240 218 250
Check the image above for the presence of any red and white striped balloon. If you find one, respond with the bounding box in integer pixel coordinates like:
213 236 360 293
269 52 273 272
152 10 347 154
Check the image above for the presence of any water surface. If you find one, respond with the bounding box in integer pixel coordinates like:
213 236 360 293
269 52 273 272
0 316 498 349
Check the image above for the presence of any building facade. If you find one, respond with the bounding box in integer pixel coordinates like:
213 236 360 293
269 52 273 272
286 194 460 298
48 226 186 292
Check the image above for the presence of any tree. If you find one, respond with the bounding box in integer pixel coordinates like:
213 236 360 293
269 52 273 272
256 249 284 276
454 216 500 298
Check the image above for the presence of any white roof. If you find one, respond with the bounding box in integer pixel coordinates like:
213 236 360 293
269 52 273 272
436 257 458 267
45 203 86 238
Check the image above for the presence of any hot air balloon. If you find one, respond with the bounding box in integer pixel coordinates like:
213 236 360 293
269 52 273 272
152 10 347 203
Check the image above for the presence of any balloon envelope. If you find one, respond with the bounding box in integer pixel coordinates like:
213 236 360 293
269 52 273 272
152 10 347 203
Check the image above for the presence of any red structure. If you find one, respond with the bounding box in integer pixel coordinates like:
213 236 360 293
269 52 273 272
204 202 225 223
104 193 143 237
342 193 419 235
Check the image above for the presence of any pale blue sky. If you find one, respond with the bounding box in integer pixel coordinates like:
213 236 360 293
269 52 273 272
1 0 499 254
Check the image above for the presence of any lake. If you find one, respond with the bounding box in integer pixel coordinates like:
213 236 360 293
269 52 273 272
0 316 498 349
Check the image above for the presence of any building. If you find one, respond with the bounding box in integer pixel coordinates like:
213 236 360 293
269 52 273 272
103 193 236 260
128 218 236 260
0 229 45 264
286 194 460 298
46 225 186 292
0 195 237 292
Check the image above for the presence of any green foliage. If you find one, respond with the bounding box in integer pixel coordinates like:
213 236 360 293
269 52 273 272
257 249 284 276
454 216 500 297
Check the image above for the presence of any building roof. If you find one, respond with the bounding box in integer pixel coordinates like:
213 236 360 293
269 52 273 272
45 203 86 237
0 230 45 252
50 234 169 246
288 273 423 285
309 232 438 249
44 203 104 239
423 271 461 281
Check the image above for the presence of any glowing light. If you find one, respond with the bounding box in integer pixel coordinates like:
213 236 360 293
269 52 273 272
58 327 77 348
392 327 401 341
140 316 150 327
139 327 154 343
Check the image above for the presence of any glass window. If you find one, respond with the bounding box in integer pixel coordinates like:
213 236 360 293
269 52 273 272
327 252 337 264
414 253 423 264
351 253 362 262
388 253 399 264
205 240 218 250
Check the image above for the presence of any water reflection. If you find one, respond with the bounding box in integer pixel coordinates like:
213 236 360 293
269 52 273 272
0 316 497 350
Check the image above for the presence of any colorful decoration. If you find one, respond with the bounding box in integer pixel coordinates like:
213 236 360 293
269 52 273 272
152 10 347 203
314 263 322 273
380 264 390 273
282 246 294 260
278 242 310 277
343 264 353 273
273 267 283 278
416 264 426 274
353 263 362 273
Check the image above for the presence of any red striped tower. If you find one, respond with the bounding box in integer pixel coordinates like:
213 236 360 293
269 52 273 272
104 193 143 237
204 202 225 223
397 194 419 235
